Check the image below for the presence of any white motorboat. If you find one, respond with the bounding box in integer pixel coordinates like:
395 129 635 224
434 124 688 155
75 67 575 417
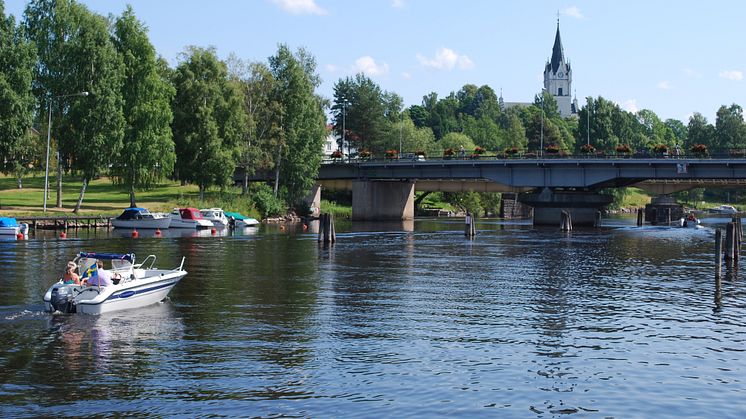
111 207 171 229
224 211 260 227
44 252 187 315
708 205 738 214
200 208 229 227
680 213 701 228
0 217 29 236
169 208 213 228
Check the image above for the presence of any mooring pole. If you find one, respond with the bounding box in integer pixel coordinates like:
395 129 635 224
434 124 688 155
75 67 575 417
637 208 643 227
715 228 723 306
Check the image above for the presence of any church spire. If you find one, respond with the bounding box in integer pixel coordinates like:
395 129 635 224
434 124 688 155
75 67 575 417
550 18 564 73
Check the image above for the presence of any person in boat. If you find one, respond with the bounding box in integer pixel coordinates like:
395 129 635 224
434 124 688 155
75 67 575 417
85 260 114 287
63 261 80 285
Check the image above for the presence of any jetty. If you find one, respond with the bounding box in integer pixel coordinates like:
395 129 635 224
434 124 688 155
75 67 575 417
15 215 112 230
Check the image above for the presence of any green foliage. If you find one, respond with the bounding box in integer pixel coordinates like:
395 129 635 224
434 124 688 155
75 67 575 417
332 73 388 153
0 5 35 176
111 6 176 206
172 46 247 198
269 44 326 206
715 104 746 150
439 132 476 153
250 182 285 217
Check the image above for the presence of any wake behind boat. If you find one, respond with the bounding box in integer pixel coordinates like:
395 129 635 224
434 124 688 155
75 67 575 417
44 252 187 315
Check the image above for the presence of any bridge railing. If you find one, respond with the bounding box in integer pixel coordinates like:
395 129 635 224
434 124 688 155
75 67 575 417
322 148 746 164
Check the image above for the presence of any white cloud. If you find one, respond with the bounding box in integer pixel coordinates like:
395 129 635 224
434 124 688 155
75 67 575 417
392 0 406 8
657 80 672 90
353 56 389 76
719 70 743 81
417 48 474 71
561 6 583 19
272 0 327 15
401 72 411 80
622 99 638 113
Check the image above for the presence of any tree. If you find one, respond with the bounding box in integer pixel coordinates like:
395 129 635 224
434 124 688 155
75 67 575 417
269 44 326 206
687 112 715 150
172 46 246 200
0 2 35 187
227 56 281 194
111 5 175 208
24 0 125 212
332 74 387 154
715 104 746 151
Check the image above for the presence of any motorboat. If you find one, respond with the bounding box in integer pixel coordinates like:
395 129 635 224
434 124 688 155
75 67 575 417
680 213 701 228
224 211 260 227
111 207 171 229
169 208 213 228
200 208 229 227
44 252 187 315
0 217 29 236
707 205 738 214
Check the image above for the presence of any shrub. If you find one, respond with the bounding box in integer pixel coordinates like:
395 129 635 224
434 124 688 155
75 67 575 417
504 146 519 155
251 183 286 218
616 144 632 153
443 147 455 157
580 144 596 153
545 144 560 153
473 146 486 155
385 149 399 159
330 150 343 159
652 144 668 153
690 144 707 154
358 150 372 159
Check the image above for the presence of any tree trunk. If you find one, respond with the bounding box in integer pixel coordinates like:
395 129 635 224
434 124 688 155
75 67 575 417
16 175 22 189
129 170 137 208
199 183 205 201
242 167 249 195
73 178 88 213
273 146 282 197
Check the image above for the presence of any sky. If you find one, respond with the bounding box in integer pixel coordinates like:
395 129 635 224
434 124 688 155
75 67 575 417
4 0 745 123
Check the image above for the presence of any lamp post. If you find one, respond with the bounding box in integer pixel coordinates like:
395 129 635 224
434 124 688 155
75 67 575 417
341 97 349 159
44 91 88 212
586 96 591 146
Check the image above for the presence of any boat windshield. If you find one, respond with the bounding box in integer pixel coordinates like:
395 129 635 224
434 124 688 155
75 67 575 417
180 208 203 219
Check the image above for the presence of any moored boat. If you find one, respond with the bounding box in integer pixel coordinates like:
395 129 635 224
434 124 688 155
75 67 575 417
43 252 187 315
0 217 29 236
169 208 213 229
111 207 171 229
707 204 738 214
224 211 260 227
200 208 229 227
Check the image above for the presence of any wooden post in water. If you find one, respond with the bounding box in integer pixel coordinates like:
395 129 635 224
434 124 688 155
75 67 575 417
464 212 476 238
317 213 336 244
666 208 671 226
725 222 735 267
560 210 572 231
715 228 723 306
594 211 602 228
637 208 643 226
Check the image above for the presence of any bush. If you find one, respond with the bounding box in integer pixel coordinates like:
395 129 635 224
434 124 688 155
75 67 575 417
251 183 286 218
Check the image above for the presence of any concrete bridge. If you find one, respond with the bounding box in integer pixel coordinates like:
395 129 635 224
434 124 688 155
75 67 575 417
306 156 746 225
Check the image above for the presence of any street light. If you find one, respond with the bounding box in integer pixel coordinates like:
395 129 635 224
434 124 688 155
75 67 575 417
540 89 546 157
586 96 591 146
44 91 88 212
341 97 349 158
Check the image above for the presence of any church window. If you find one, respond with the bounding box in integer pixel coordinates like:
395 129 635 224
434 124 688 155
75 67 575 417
558 87 563 96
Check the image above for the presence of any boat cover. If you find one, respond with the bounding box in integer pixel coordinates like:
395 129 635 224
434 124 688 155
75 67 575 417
0 217 18 227
117 207 147 220
180 208 203 220
224 211 247 220
79 252 134 262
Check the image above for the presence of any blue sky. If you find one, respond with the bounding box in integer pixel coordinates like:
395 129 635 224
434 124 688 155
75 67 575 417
4 0 745 123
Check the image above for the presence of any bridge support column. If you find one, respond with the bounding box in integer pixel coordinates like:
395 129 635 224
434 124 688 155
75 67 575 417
352 180 414 221
519 189 613 226
303 183 322 217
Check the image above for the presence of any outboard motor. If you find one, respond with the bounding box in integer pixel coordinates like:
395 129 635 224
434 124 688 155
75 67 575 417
50 285 77 313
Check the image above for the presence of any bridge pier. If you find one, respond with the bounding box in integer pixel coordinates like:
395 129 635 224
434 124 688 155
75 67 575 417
352 180 415 221
304 184 322 217
519 189 613 226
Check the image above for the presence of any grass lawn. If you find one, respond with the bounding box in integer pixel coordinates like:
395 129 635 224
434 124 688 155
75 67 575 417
0 174 230 217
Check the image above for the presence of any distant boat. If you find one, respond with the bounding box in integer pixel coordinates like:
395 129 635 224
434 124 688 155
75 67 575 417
707 205 738 214
200 208 229 227
680 213 701 228
169 208 213 229
111 207 171 229
224 211 260 227
0 217 29 236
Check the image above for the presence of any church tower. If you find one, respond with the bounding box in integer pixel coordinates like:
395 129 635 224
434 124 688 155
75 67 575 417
544 19 576 117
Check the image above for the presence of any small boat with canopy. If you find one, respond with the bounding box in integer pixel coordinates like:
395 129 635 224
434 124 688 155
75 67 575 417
44 252 187 315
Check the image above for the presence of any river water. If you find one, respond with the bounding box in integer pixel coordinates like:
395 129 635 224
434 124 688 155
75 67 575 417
1 217 745 418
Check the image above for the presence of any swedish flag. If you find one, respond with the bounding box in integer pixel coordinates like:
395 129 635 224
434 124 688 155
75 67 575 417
81 262 98 280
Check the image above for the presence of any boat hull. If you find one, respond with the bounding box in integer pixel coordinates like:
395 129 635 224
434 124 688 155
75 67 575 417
169 218 213 228
44 270 187 315
111 217 171 229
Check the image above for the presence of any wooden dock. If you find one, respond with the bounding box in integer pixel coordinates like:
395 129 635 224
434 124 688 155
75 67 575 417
15 215 112 230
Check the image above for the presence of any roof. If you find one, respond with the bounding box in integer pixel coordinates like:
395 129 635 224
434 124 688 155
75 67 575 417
79 252 134 262
549 23 564 73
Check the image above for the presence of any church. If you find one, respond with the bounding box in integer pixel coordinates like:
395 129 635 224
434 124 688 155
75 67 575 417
544 19 579 117
501 19 579 118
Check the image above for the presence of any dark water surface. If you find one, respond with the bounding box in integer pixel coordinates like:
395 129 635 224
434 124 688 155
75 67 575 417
1 218 745 418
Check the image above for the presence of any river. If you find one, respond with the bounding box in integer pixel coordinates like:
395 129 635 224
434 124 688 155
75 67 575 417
1 217 745 418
